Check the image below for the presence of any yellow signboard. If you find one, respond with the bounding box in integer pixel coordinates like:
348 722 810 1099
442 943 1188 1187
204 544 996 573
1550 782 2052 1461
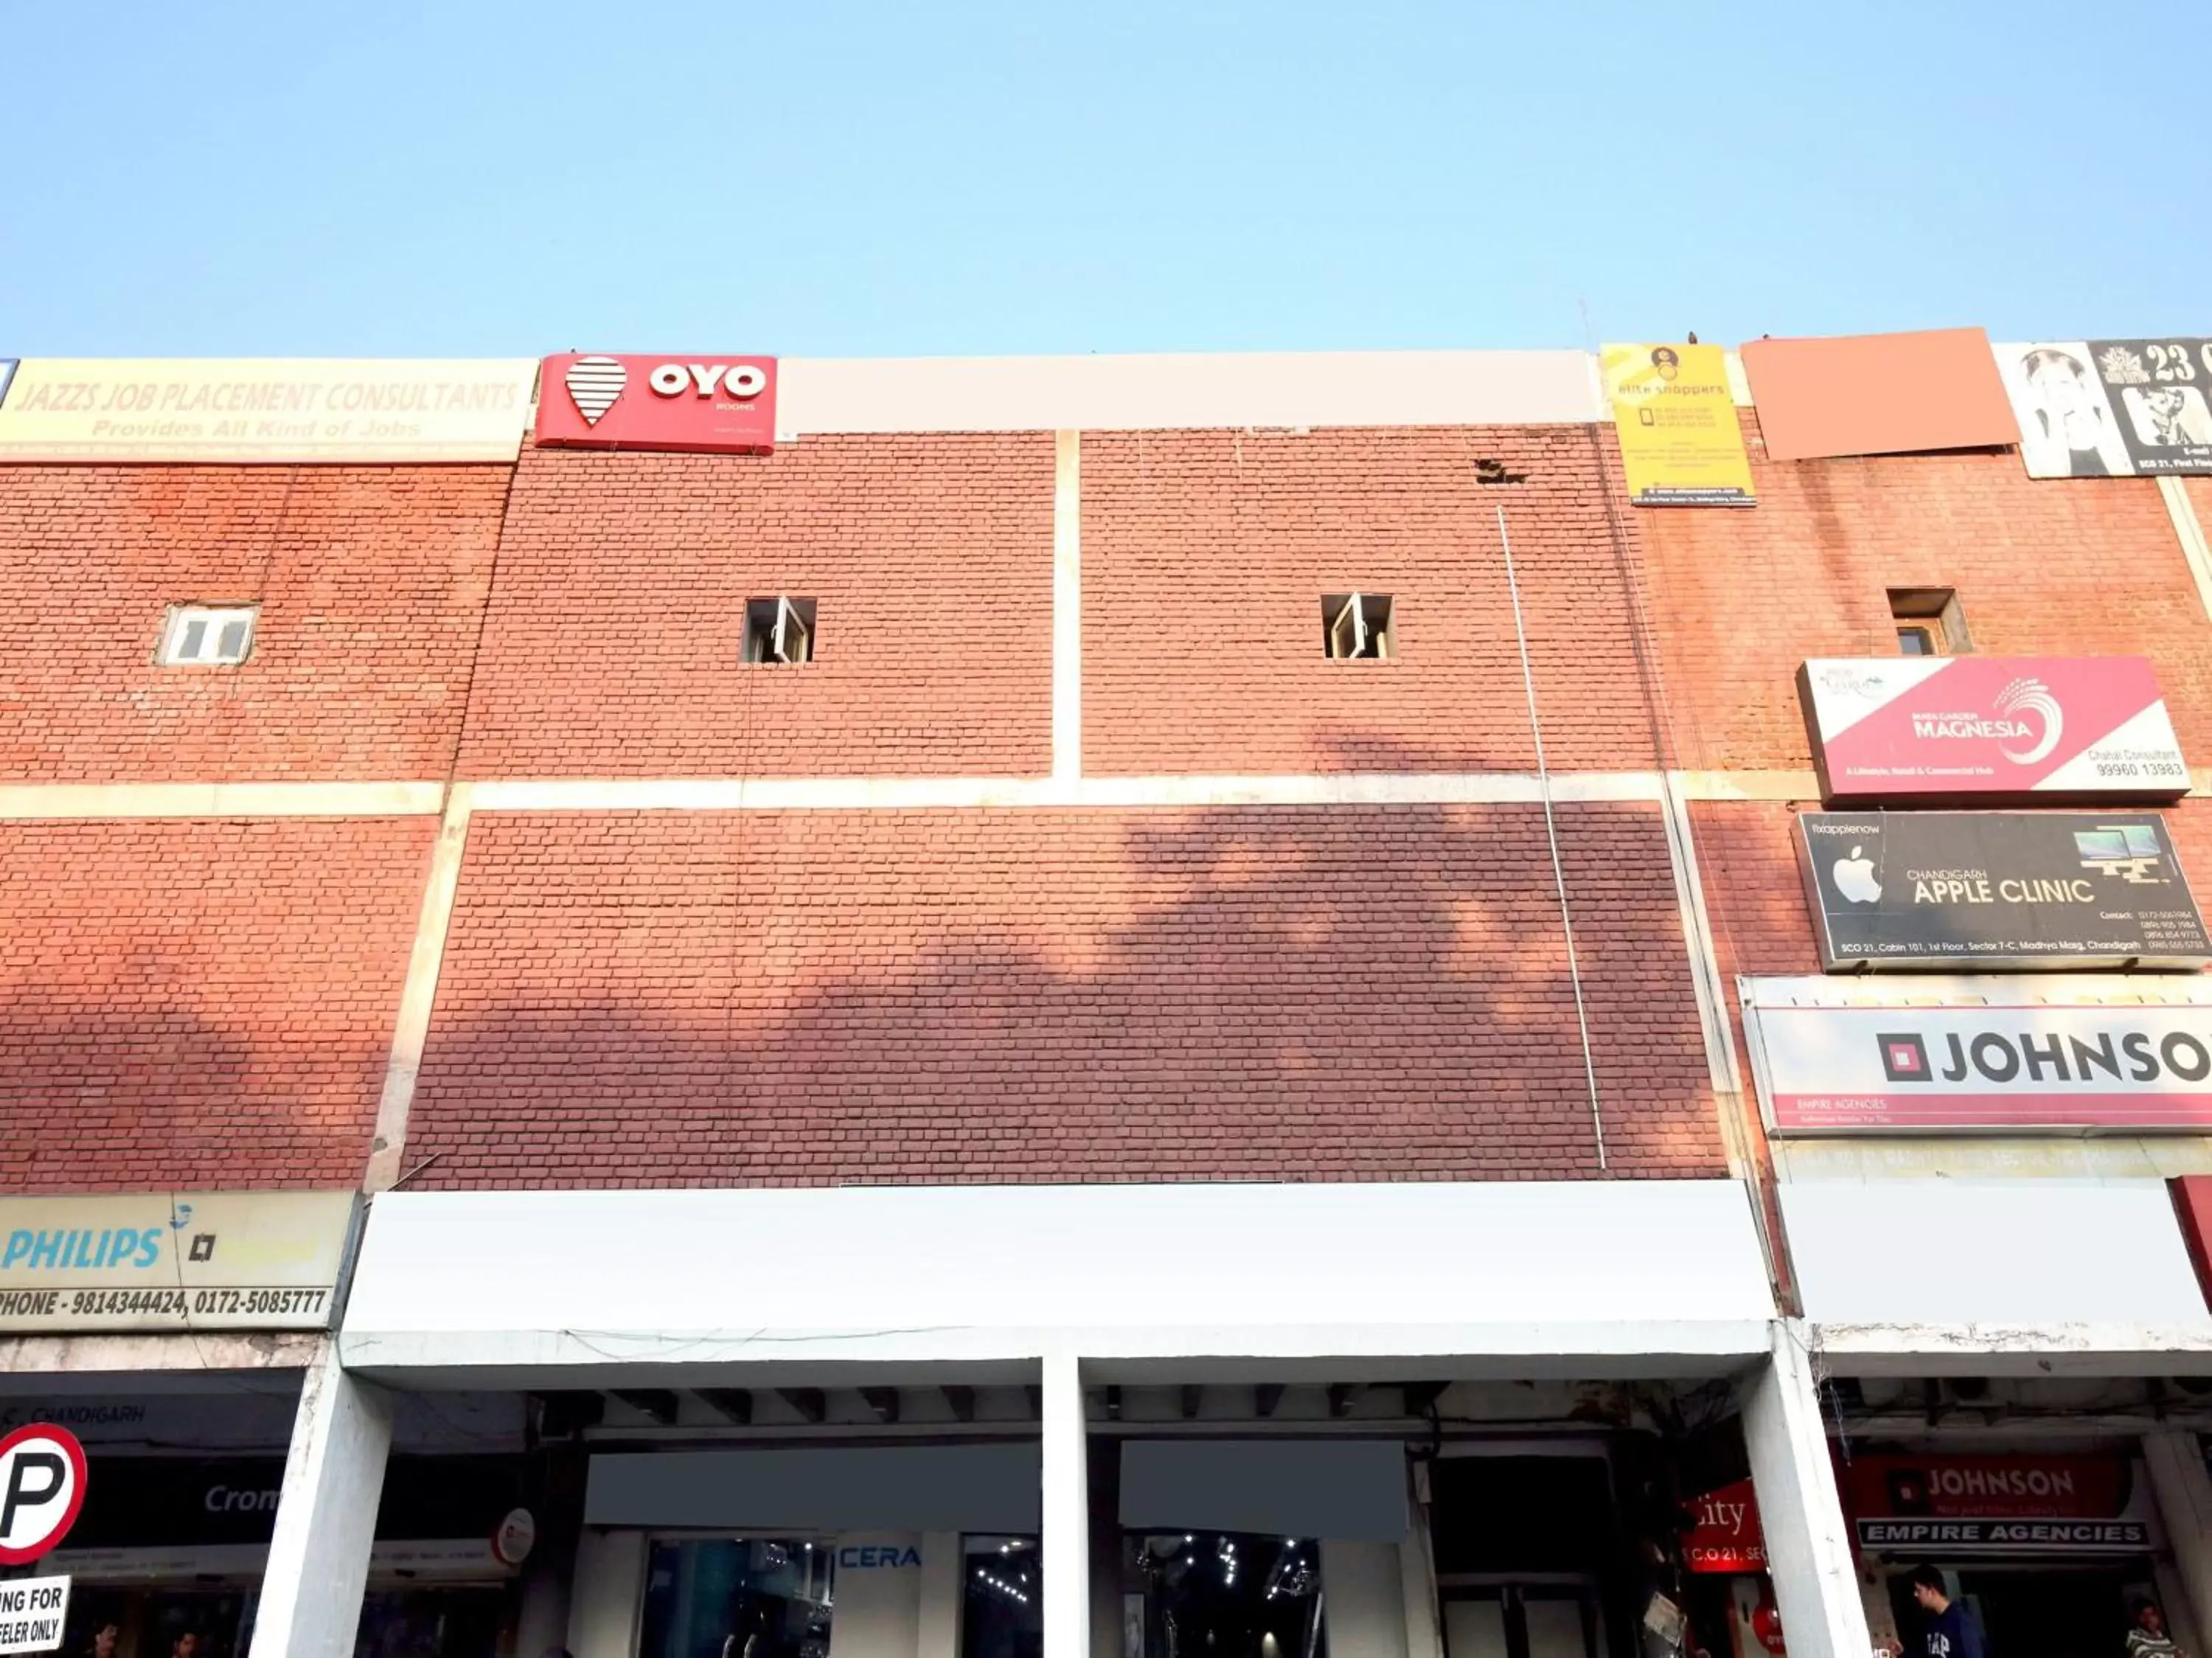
1601 343 1755 506
0 358 538 462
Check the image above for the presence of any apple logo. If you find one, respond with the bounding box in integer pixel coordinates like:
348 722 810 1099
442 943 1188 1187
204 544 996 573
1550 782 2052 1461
1832 844 1882 904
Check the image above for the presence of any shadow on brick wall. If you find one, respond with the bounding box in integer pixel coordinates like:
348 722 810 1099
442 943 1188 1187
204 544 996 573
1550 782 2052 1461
397 794 1722 1191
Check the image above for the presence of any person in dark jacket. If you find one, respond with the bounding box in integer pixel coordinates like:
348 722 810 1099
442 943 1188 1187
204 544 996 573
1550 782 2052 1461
1907 1567 1985 1658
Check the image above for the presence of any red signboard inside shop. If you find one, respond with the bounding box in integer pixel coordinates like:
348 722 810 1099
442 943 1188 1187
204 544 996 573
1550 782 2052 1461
535 354 777 454
1798 656 2188 805
1839 1453 2146 1553
1684 1478 1767 1574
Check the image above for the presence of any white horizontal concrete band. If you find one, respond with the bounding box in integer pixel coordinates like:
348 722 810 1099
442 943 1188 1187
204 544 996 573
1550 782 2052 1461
0 780 447 819
0 1330 327 1373
1808 1322 2212 1377
776 350 1604 434
462 771 1669 812
0 768 1985 816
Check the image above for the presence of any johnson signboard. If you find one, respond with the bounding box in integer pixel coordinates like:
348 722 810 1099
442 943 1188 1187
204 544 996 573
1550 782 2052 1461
1840 1454 2149 1555
1798 656 2189 805
1745 974 2212 1134
534 353 777 454
1796 811 2211 971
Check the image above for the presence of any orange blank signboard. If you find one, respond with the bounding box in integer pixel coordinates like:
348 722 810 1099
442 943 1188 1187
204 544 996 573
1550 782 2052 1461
1741 327 2020 461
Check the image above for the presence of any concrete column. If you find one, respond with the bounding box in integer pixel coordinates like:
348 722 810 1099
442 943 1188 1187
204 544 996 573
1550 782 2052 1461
1398 1518 1444 1658
1739 1325 1870 1658
569 1529 649 1658
248 1342 393 1658
2144 1430 2212 1654
1323 1540 1410 1658
918 1532 964 1658
1043 1353 1092 1658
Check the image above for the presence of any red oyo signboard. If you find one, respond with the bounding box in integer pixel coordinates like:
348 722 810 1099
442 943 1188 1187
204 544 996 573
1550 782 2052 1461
1684 1479 1767 1574
1840 1454 2146 1554
535 354 777 454
1798 656 2189 805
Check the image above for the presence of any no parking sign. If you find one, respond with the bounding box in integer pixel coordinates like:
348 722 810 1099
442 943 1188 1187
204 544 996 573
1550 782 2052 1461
0 1423 86 1654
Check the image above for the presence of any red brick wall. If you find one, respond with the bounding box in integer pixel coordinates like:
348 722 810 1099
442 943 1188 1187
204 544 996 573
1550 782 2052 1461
1080 428 1669 775
1632 417 2212 771
0 817 432 1191
0 465 510 782
403 802 1722 1187
455 437 1054 777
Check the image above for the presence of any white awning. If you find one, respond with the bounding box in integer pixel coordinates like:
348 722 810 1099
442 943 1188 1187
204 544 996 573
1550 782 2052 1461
338 1179 1775 1385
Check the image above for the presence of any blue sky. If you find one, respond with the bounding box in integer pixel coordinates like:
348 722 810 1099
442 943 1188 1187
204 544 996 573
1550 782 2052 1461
5 0 2206 358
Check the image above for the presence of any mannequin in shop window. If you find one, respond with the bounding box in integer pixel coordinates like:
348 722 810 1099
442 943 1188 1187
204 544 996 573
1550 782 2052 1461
1905 1567 1985 1658
2128 1602 2185 1658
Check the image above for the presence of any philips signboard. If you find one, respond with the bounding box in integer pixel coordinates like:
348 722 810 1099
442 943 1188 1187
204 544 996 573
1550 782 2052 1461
1796 811 2211 971
0 1192 356 1334
1746 974 2212 1135
1798 656 2189 805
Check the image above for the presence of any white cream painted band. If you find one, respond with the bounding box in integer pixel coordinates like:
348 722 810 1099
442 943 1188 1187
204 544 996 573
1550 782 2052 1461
774 350 1605 435
461 771 1670 812
9 768 2201 818
2162 476 2212 625
364 787 475 1194
1052 431 1082 781
0 780 448 819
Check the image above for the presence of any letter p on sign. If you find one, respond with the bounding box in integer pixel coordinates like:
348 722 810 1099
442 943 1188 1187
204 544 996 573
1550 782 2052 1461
0 1425 86 1564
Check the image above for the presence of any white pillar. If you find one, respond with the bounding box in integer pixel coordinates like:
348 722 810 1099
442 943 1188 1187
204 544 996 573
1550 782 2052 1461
1399 1517 1445 1658
1740 1325 1870 1658
918 1532 964 1658
248 1342 393 1658
1043 1353 1092 1658
1323 1541 1411 1658
569 1529 649 1658
2144 1431 2212 1654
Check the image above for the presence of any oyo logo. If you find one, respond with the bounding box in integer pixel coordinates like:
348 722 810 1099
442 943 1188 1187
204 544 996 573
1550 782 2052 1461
563 358 768 427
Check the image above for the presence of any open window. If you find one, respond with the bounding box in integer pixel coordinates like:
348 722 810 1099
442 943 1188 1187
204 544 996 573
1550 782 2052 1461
745 597 817 665
1322 593 1393 660
158 604 258 667
1888 588 1970 657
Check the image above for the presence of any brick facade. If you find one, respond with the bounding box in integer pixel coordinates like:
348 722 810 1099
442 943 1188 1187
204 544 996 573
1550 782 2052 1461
455 437 1054 779
4 364 2208 1201
400 802 1719 1187
0 465 511 782
1632 414 2212 773
0 817 434 1191
1081 427 1669 775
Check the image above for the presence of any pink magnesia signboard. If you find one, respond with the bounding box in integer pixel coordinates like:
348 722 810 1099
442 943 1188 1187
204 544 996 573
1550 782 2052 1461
1798 656 2189 805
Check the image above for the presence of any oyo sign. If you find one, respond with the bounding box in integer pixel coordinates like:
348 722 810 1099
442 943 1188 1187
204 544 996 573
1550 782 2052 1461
535 353 777 454
1798 656 2188 805
0 1425 87 1565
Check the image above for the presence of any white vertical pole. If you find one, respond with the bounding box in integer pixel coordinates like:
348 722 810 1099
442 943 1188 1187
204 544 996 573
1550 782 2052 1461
2144 1430 2212 1654
248 1339 392 1658
569 1529 650 1658
1052 431 1082 784
1740 1325 1869 1658
1042 1353 1093 1658
918 1532 964 1658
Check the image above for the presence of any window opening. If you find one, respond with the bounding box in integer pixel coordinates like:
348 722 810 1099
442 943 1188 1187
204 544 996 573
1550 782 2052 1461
745 597 817 665
1888 588 1971 656
159 605 258 667
1322 593 1393 660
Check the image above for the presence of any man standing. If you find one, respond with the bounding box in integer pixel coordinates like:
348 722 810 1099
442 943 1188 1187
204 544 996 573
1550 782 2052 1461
1907 1567 1984 1658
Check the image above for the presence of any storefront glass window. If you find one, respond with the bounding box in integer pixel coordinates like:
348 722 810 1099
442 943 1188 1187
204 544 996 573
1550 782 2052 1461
964 1536 1041 1658
353 1589 507 1658
64 1588 257 1658
640 1539 835 1658
1121 1533 1326 1658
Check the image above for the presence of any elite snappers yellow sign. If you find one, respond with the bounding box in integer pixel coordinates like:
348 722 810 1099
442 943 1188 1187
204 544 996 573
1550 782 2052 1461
1601 343 1755 506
